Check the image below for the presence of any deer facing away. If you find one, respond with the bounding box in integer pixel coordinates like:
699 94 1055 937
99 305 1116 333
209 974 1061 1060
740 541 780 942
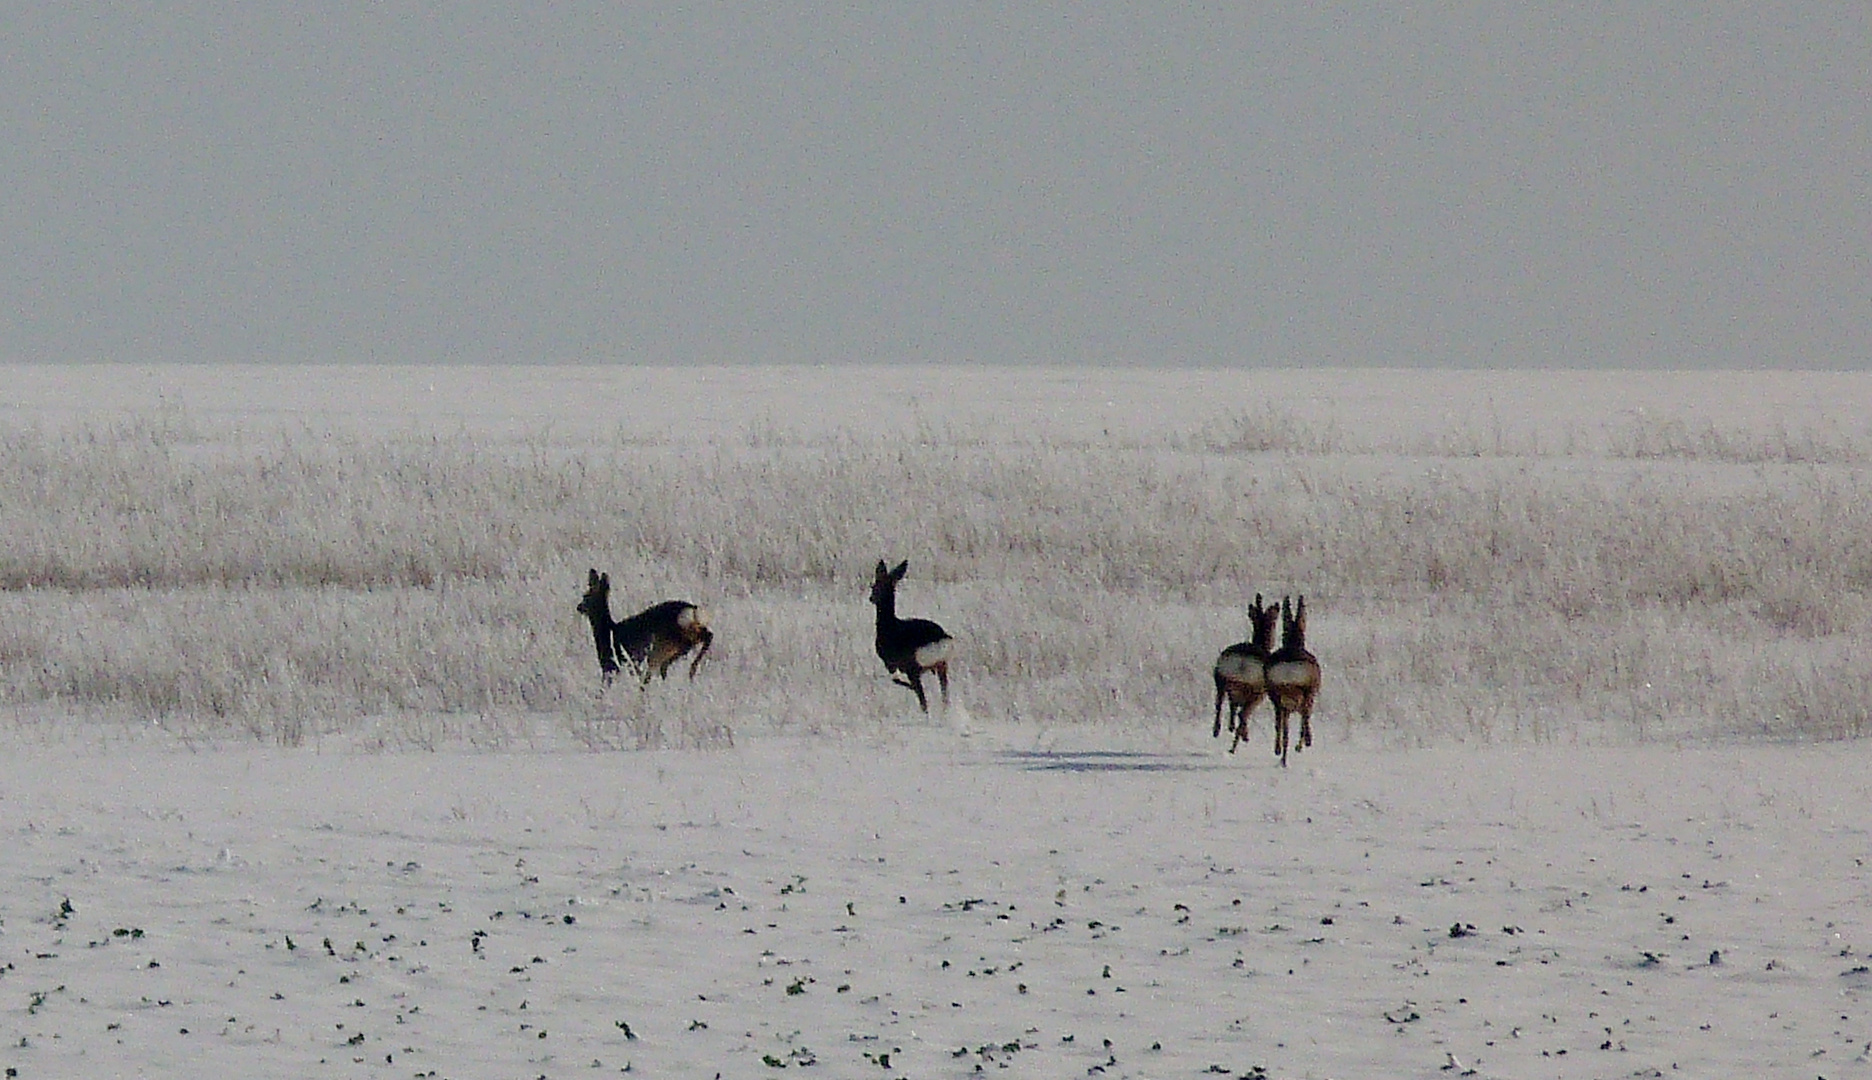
1214 594 1281 753
576 568 713 686
1265 595 1321 767
869 559 952 712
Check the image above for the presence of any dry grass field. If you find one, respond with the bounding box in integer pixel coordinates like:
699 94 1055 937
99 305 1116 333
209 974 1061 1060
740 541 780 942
3 365 1869 750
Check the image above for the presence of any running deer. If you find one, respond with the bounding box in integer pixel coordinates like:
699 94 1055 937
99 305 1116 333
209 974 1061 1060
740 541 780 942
869 559 952 712
576 569 714 686
1213 594 1280 753
1265 595 1321 766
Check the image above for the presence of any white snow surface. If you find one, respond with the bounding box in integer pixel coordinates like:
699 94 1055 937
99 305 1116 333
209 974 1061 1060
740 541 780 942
7 363 1870 445
1 730 1867 1078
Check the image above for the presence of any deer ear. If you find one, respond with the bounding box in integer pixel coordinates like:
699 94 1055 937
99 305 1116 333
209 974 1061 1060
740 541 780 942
600 573 610 587
875 560 890 577
587 568 600 585
891 560 909 580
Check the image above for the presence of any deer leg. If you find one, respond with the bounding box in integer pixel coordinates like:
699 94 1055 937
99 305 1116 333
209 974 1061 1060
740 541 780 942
590 622 619 684
613 640 638 683
1274 705 1288 767
685 631 714 680
1213 675 1227 738
624 646 653 688
1239 691 1266 754
1299 698 1314 749
933 661 950 707
1228 702 1245 754
888 668 929 712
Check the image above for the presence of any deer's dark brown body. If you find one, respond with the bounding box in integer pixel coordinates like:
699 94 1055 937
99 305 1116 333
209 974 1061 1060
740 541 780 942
870 559 951 713
1265 595 1321 766
1214 594 1280 752
577 569 713 687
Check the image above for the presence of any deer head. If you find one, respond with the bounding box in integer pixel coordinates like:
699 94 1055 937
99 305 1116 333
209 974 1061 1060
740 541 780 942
870 559 908 609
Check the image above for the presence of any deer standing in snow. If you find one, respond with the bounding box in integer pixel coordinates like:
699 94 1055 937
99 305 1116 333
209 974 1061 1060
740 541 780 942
576 569 713 686
1214 594 1281 753
869 559 952 712
1265 595 1321 766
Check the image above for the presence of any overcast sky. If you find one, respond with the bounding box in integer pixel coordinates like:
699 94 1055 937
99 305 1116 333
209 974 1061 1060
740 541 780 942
2 6 1866 367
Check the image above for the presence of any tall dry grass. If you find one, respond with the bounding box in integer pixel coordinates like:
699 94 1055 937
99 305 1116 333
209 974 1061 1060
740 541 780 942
2 406 1868 747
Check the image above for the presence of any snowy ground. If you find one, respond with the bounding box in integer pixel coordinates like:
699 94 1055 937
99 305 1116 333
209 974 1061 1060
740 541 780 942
4 724 1868 1079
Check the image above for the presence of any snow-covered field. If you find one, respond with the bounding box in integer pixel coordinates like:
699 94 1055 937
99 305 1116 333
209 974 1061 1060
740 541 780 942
3 365 1871 1077
6 734 1871 1079
7 363 1869 447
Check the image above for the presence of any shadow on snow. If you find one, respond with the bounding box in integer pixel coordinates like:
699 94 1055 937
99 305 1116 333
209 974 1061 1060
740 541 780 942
995 750 1221 774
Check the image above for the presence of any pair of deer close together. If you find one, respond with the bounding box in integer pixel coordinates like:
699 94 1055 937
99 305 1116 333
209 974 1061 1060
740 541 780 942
1212 593 1322 767
578 564 1319 766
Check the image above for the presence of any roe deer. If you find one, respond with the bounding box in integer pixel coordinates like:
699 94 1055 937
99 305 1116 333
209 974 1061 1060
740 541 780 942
1213 594 1280 753
869 559 951 713
576 568 714 686
1265 595 1321 766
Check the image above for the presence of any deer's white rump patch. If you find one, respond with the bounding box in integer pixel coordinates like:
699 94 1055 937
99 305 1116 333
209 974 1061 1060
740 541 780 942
914 638 952 668
678 605 709 631
1215 652 1265 684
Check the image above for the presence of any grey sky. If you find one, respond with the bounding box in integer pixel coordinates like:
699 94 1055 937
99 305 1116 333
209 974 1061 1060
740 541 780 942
3 5 1866 367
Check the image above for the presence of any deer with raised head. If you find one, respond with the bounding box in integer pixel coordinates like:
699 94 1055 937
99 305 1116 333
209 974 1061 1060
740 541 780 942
869 559 951 713
1214 594 1280 752
1265 595 1321 766
576 568 714 686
